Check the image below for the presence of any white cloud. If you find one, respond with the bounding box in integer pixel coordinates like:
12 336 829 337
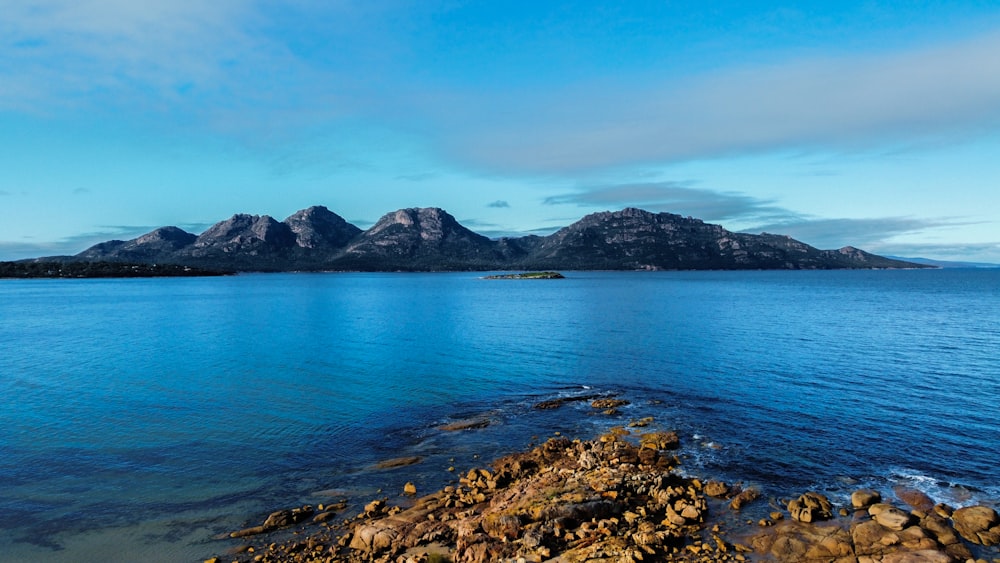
437 30 1000 172
746 216 982 251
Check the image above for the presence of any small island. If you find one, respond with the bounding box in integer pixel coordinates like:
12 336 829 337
483 271 565 280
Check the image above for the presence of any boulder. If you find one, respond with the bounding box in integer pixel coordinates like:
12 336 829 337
851 489 882 509
894 487 935 512
349 521 402 553
730 487 761 511
591 398 629 409
869 505 913 531
788 492 833 523
704 480 730 498
951 504 1000 546
638 430 680 450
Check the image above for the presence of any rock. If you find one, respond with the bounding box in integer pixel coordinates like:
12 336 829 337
729 487 760 511
851 489 882 509
312 511 338 523
894 486 935 512
404 482 417 495
879 549 954 563
952 505 1000 545
229 525 266 538
754 521 853 562
704 480 730 498
591 398 629 409
261 506 314 530
638 430 680 450
374 456 423 469
482 513 521 540
438 418 491 431
869 505 913 531
788 492 833 523
349 521 402 553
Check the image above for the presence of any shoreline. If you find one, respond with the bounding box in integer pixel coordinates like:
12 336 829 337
209 403 1000 563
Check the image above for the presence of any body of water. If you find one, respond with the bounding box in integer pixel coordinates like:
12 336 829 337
1 270 998 561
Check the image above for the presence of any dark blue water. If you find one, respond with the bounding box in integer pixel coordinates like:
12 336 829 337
1 270 998 561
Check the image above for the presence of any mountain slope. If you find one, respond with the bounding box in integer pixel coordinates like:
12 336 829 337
332 208 509 270
68 205 930 271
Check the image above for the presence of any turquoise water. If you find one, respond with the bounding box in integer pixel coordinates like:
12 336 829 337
1 270 998 561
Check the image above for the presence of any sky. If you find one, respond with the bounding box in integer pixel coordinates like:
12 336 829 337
2 1 1000 263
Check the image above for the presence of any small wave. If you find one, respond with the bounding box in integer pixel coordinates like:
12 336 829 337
887 467 997 508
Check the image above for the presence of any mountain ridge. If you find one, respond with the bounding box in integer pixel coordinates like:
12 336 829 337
40 206 930 271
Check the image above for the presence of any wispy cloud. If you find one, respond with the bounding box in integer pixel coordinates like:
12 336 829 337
746 216 981 250
486 200 510 208
543 182 793 224
8 3 1000 177
0 1 366 133
438 30 1000 172
396 172 437 182
872 241 1000 264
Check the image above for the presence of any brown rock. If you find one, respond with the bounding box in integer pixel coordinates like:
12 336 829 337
730 487 760 511
952 504 1000 546
870 505 914 531
894 486 935 512
349 521 402 553
591 398 629 409
482 513 522 540
756 521 853 562
880 549 954 563
403 482 417 495
851 489 882 509
638 430 680 450
704 480 730 498
788 492 833 523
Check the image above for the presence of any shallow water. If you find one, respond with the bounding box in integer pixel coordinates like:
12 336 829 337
1 270 998 561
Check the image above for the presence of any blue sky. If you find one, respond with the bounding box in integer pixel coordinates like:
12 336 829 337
2 1 1000 262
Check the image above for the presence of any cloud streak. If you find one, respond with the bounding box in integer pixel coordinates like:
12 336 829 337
438 30 1000 172
746 216 981 250
543 182 792 224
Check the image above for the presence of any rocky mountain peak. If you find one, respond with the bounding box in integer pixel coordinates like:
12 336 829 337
133 226 196 248
367 207 473 242
283 206 361 249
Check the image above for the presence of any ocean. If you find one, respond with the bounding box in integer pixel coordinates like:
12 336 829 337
1 270 998 561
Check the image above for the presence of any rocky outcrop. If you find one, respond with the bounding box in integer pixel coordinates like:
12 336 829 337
752 488 991 562
952 505 1000 546
283 205 362 251
75 226 196 262
217 433 999 563
335 207 510 270
67 205 930 272
223 431 753 562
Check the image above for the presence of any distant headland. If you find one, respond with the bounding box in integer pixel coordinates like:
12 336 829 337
12 206 931 275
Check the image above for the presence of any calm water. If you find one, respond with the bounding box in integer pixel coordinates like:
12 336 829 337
1 270 998 561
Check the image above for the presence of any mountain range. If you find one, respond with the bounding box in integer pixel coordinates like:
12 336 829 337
54 206 926 271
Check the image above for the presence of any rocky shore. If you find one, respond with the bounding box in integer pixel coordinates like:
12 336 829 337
208 404 1000 563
